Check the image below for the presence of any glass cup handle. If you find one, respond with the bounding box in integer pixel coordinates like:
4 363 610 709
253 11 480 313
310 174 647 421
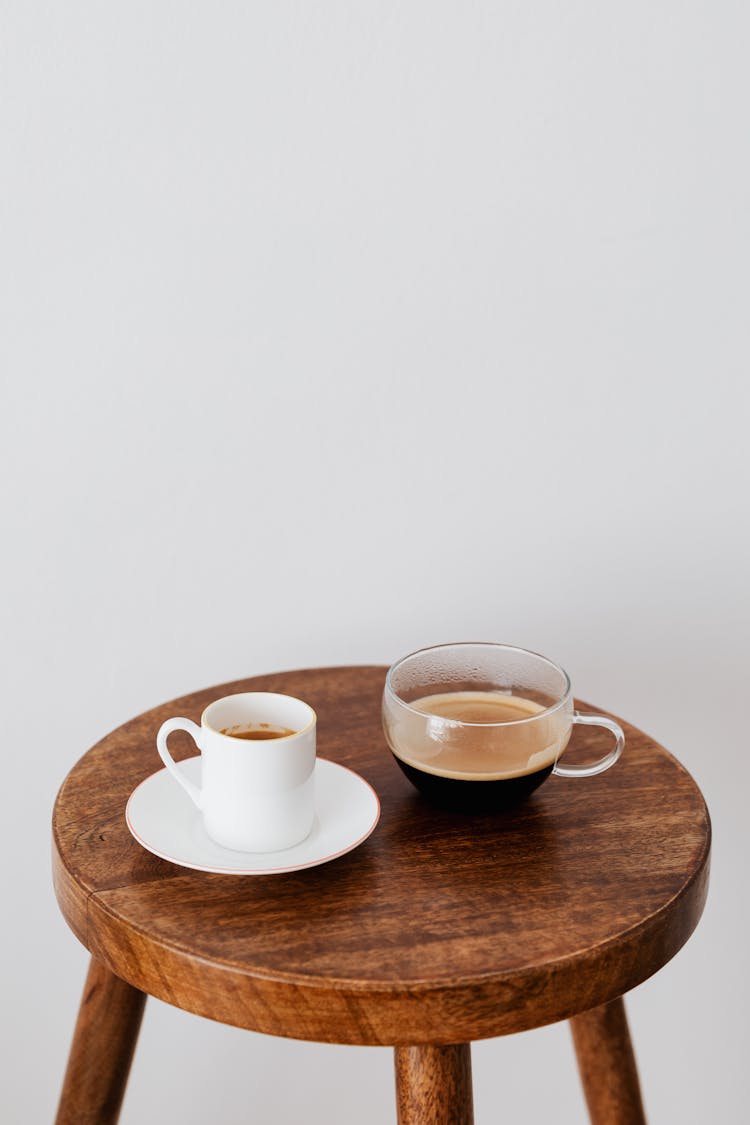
156 717 204 808
553 711 625 778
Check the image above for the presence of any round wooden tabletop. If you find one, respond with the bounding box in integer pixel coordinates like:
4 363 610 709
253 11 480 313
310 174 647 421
52 666 711 1047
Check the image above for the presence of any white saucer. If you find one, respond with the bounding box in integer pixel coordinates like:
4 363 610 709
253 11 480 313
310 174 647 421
126 757 380 875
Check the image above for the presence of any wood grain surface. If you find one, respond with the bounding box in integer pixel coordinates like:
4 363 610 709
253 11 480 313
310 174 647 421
570 997 647 1124
52 665 711 1046
55 956 146 1125
395 1045 474 1125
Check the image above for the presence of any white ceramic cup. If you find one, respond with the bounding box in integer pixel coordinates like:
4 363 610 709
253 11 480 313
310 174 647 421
156 692 317 853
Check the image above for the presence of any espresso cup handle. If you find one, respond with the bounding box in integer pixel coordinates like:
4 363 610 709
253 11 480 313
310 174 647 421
553 712 625 778
156 717 204 808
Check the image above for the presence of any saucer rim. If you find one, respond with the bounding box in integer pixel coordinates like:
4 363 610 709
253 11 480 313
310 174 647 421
125 757 381 875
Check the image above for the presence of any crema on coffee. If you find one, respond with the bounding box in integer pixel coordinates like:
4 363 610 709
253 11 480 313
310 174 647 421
220 725 296 741
386 691 571 809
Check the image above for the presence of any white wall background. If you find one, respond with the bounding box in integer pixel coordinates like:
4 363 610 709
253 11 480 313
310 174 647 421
2 2 748 1121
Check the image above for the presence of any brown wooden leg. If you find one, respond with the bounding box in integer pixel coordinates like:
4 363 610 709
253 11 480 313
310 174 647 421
394 1044 474 1125
570 996 647 1125
56 956 146 1125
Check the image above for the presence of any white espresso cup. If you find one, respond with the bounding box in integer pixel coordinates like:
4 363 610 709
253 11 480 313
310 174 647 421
156 692 317 853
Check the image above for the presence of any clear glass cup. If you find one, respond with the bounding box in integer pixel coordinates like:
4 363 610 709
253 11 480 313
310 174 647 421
382 643 624 811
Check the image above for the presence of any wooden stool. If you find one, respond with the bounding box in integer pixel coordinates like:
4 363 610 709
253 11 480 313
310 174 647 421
52 666 711 1124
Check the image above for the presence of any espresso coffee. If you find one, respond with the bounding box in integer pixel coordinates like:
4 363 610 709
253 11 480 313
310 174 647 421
387 691 571 810
220 724 296 741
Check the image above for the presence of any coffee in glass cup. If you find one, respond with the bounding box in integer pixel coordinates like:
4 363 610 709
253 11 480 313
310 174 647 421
382 643 624 811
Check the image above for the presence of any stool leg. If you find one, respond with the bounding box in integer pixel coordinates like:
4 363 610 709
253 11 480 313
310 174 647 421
394 1044 474 1125
570 996 647 1125
56 956 146 1125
